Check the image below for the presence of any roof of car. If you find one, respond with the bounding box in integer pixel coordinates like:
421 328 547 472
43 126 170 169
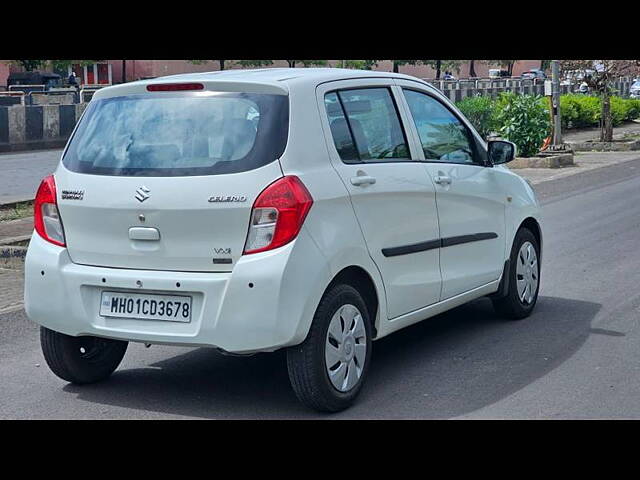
93 68 434 99
159 67 426 84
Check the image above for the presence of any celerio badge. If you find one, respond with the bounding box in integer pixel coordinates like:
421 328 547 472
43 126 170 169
208 195 247 203
61 189 84 200
135 186 151 203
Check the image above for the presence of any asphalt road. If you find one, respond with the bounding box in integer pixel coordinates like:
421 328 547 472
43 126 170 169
1 156 640 419
0 149 62 204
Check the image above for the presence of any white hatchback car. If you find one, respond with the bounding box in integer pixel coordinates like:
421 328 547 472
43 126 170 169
25 68 542 412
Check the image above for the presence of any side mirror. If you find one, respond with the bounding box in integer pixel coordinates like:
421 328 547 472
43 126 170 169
487 140 516 165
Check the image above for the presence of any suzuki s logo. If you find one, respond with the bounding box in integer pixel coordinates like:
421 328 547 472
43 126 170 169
135 186 151 203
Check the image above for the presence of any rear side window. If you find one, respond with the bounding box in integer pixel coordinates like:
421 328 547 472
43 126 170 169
63 92 289 176
324 88 410 163
324 92 359 162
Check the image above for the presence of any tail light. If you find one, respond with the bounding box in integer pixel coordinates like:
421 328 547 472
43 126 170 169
34 175 66 247
243 176 313 255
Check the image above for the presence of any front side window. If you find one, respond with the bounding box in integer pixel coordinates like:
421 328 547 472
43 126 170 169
63 92 289 176
324 88 410 163
403 89 476 165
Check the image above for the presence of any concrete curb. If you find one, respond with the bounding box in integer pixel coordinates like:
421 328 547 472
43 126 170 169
0 234 31 247
0 139 68 153
0 198 33 209
569 140 640 152
509 153 575 169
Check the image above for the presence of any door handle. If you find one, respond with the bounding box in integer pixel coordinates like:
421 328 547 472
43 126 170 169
350 171 377 187
129 227 160 241
434 175 452 186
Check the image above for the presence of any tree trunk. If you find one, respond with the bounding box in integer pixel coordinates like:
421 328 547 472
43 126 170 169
219 60 225 71
469 59 476 78
601 93 613 142
287 60 296 68
393 61 399 73
122 60 126 83
435 60 441 80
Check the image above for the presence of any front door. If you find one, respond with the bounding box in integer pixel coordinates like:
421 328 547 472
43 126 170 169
398 85 506 300
318 81 442 319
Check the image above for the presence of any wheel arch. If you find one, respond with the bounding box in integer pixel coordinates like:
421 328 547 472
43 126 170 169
519 216 543 261
324 265 381 339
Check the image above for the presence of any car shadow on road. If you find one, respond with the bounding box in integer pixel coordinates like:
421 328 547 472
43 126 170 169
63 295 601 419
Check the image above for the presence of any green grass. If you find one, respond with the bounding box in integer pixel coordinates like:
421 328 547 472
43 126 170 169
0 202 34 222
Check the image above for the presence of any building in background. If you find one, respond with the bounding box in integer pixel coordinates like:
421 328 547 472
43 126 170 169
2 60 545 87
66 62 113 85
0 62 11 89
109 60 544 82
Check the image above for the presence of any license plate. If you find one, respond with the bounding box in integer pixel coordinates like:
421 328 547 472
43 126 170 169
100 291 192 322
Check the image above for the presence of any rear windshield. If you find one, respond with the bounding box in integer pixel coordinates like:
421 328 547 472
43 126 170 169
62 91 289 176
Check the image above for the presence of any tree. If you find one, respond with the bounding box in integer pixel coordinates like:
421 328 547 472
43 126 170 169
560 59 640 141
343 60 378 70
485 60 518 76
341 60 378 70
285 60 328 68
5 60 98 72
469 59 477 78
422 60 463 79
391 60 416 73
188 59 230 71
6 60 46 71
236 60 274 68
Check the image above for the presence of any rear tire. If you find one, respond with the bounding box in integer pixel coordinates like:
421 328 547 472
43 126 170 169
40 327 128 384
492 227 540 320
287 284 372 412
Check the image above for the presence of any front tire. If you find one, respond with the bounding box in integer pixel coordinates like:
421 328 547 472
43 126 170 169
492 227 540 320
287 284 372 412
40 327 128 384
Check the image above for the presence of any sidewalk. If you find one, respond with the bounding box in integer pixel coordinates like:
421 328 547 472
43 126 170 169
514 151 640 185
0 217 32 244
563 120 640 143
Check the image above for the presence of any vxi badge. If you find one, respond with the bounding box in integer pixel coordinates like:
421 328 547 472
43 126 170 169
208 195 247 203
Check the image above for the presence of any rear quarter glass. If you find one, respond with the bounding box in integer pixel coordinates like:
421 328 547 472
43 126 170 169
62 92 289 177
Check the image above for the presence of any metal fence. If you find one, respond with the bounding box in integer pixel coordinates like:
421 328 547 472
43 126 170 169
426 78 635 101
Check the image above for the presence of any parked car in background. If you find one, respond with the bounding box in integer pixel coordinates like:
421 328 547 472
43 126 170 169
25 68 543 413
521 69 546 80
489 69 510 78
630 80 640 99
7 71 62 91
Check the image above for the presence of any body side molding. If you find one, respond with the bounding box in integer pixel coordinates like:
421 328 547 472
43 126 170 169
382 232 498 258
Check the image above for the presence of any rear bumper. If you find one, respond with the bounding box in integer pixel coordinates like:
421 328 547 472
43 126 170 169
24 228 331 353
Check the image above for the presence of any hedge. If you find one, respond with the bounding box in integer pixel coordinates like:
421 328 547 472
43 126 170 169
457 94 640 134
455 93 640 156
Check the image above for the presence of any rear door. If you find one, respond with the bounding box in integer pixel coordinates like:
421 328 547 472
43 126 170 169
396 82 506 299
56 88 289 272
317 79 441 319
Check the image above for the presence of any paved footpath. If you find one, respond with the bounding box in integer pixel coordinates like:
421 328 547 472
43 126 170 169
514 151 640 185
562 120 640 143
